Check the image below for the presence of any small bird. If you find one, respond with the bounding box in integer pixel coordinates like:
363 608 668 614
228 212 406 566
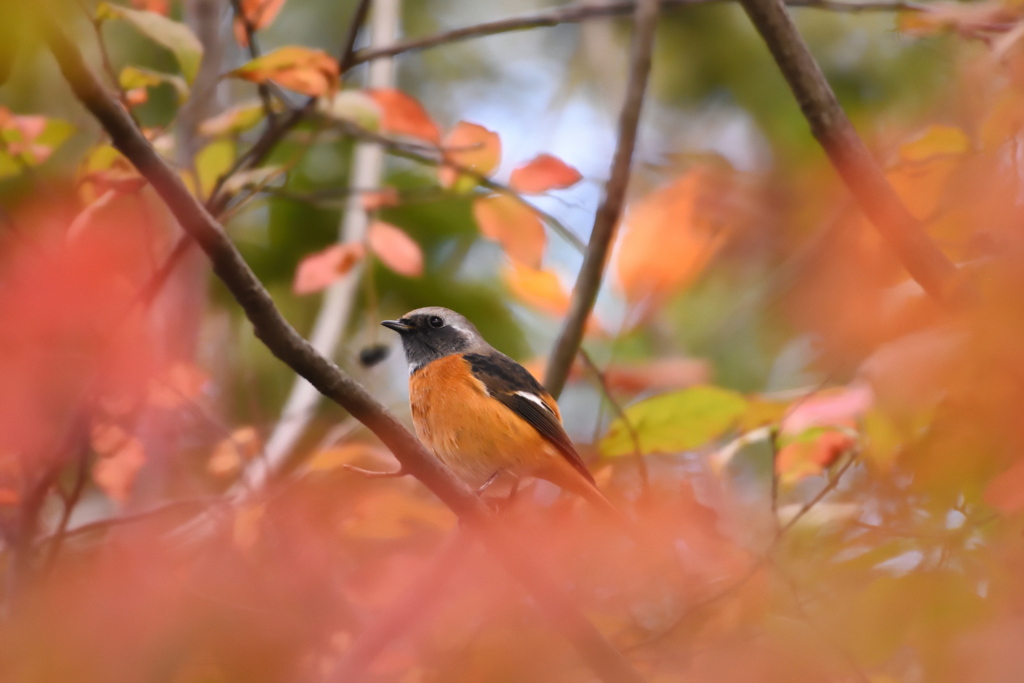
382 306 619 518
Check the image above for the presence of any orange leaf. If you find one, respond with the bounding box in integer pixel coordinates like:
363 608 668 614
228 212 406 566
509 153 582 194
367 221 423 277
147 362 209 409
615 168 731 303
504 262 569 315
130 0 169 14
984 458 1024 514
781 384 873 435
776 429 855 484
125 88 148 107
472 194 545 268
364 89 441 144
208 426 262 477
293 243 366 295
93 434 146 503
603 358 710 394
233 0 287 46
227 46 339 97
438 121 501 188
0 488 19 506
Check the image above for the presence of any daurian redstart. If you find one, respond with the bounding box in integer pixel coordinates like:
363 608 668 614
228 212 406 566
382 307 618 517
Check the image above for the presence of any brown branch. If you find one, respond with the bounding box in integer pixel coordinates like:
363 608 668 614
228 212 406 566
778 449 858 535
737 0 969 309
350 0 928 67
338 0 374 71
578 349 650 491
38 13 644 683
544 0 660 399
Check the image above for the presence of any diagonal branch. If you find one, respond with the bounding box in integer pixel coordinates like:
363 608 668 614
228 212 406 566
736 0 969 309
544 0 660 399
37 12 644 683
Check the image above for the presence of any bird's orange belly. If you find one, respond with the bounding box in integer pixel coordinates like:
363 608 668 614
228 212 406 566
409 355 556 491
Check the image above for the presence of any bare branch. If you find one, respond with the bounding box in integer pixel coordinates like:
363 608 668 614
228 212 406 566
544 0 660 399
37 13 644 682
228 0 276 120
351 0 928 67
737 0 969 309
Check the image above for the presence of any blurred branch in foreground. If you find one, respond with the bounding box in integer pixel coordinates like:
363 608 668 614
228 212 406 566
35 7 646 683
545 0 660 398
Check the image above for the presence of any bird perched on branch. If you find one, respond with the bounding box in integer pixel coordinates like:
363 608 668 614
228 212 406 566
382 307 620 519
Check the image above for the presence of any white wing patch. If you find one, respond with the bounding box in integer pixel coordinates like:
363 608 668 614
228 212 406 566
515 390 555 415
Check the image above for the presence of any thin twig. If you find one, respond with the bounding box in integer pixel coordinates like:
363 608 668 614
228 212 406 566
228 0 276 121
737 0 968 309
338 0 375 71
38 14 644 683
350 0 929 67
544 0 660 399
578 348 650 491
42 442 91 571
35 497 221 546
777 450 859 535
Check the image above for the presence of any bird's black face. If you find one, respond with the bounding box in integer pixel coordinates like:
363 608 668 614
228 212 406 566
382 311 473 374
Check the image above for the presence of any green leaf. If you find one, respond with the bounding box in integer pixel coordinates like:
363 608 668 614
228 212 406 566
600 385 748 457
195 139 235 199
119 66 189 103
98 3 204 83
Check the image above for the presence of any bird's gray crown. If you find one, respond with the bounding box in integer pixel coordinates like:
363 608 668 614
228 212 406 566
381 306 492 374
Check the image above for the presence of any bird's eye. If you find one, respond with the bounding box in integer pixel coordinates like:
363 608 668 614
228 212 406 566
427 315 444 329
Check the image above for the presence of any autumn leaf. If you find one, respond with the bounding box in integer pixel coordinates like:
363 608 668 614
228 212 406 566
147 362 209 409
208 426 262 477
504 262 569 316
983 457 1024 514
615 168 731 304
367 221 424 277
472 194 545 268
91 422 146 503
119 66 189 103
0 109 75 178
602 358 710 394
438 121 501 189
883 125 970 222
97 3 204 83
600 386 748 458
194 139 235 199
509 153 582 194
364 89 441 144
227 46 339 97
781 383 873 435
293 243 366 295
130 0 169 14
233 0 287 46
307 442 395 472
198 101 267 137
776 428 856 484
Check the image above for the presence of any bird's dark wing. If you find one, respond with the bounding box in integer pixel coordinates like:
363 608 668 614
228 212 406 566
463 352 596 485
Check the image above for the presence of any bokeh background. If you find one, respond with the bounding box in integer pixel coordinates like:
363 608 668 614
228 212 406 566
2 0 1024 680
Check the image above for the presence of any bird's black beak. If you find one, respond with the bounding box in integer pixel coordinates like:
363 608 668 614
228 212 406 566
381 319 411 333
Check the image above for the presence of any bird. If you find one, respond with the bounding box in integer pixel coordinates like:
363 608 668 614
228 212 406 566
382 306 621 519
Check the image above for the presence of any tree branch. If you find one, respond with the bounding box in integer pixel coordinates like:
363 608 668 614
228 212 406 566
544 0 660 399
737 0 969 309
350 0 928 67
38 12 643 683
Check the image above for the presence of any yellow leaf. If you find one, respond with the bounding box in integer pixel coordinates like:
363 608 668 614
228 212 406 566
227 46 339 97
438 121 501 190
194 139 235 200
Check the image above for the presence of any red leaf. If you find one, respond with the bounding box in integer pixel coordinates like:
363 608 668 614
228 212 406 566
509 153 582 194
438 121 501 188
472 194 545 268
782 384 873 435
367 221 423 277
130 0 169 14
293 243 366 295
364 89 441 144
233 0 287 46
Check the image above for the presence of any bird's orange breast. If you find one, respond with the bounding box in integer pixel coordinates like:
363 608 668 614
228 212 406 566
408 354 559 490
